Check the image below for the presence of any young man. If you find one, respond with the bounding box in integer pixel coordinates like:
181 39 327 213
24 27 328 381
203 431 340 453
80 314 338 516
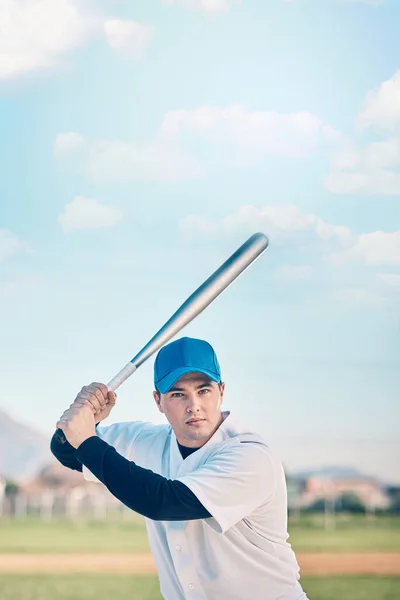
51 337 308 600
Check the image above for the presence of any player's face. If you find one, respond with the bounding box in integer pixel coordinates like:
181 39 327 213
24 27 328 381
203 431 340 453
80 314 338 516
153 372 225 448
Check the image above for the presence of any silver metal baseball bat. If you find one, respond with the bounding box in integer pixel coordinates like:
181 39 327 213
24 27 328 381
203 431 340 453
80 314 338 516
55 232 269 443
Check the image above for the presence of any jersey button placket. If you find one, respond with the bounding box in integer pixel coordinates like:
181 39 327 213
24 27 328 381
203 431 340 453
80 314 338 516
166 525 205 598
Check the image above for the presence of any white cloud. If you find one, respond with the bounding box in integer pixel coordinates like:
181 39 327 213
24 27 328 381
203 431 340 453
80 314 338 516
179 204 398 308
161 106 338 163
0 229 29 262
54 132 86 155
379 274 400 287
164 0 240 12
180 204 400 273
180 204 353 245
325 170 400 195
331 138 400 171
86 140 203 182
0 2 151 81
333 231 400 267
0 0 99 81
104 19 153 60
58 196 123 232
54 131 202 182
326 70 400 195
275 265 313 282
358 70 400 134
55 106 338 181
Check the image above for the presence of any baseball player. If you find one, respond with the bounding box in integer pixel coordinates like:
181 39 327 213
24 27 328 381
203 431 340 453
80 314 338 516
51 336 308 600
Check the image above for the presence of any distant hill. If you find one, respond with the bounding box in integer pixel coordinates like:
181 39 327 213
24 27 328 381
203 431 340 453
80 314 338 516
0 408 54 482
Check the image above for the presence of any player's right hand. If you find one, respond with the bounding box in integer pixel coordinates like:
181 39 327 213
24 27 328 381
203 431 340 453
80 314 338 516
71 382 116 424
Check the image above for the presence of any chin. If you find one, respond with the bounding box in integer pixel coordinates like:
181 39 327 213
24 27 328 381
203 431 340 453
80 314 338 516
185 427 212 442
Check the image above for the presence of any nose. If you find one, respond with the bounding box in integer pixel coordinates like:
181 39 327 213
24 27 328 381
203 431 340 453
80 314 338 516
186 393 201 413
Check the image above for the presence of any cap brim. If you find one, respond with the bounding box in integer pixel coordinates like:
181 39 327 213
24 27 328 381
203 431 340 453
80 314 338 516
156 367 221 394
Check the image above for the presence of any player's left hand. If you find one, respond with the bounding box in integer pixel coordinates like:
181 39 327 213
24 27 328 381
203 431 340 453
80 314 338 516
56 403 96 449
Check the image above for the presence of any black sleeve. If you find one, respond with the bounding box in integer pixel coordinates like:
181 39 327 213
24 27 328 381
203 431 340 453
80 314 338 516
50 423 103 472
54 434 211 522
50 433 83 472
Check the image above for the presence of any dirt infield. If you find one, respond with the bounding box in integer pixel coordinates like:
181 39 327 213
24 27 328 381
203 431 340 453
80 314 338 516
297 553 400 575
0 553 399 576
0 554 156 575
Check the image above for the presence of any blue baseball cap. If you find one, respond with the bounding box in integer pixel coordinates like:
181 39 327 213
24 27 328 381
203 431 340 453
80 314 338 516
154 337 222 394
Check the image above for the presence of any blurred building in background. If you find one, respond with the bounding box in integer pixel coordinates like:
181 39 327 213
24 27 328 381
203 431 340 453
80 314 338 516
0 463 126 520
0 462 397 521
287 472 392 515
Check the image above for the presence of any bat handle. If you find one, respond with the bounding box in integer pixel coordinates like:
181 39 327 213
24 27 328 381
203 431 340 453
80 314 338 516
54 363 138 445
107 362 137 392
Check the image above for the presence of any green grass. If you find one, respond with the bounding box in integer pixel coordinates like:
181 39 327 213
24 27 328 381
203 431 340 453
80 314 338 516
304 576 399 600
0 514 399 554
0 575 162 600
0 516 150 554
0 575 398 600
288 514 400 552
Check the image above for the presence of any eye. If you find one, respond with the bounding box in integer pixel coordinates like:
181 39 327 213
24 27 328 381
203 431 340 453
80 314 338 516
171 392 183 398
199 388 210 394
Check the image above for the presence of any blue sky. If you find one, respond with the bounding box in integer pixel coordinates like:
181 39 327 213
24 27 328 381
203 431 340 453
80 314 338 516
1 0 399 483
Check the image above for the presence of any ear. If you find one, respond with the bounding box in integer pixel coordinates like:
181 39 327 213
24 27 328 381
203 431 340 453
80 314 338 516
153 390 164 414
219 382 225 406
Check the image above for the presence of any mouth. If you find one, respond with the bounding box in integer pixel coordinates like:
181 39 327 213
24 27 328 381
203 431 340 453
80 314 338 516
186 418 206 426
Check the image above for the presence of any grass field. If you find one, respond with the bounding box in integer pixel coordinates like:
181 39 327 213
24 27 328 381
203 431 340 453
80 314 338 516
288 514 400 552
1 515 398 599
0 516 150 554
0 514 398 554
0 574 399 600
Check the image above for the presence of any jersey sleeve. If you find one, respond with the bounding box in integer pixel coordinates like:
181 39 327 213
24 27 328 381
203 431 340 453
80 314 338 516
175 440 277 534
76 436 212 520
81 420 158 483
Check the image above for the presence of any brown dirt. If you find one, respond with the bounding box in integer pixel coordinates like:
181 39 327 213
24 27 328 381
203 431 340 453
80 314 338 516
297 553 400 575
0 553 399 576
0 554 156 574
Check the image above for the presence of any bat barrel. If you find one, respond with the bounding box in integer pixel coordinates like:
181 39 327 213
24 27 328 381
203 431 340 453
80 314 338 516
129 232 268 370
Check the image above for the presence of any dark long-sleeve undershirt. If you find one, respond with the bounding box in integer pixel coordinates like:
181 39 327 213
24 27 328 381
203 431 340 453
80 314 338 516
50 432 211 522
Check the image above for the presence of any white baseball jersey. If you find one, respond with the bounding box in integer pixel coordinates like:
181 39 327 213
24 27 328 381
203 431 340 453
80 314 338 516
83 411 307 600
